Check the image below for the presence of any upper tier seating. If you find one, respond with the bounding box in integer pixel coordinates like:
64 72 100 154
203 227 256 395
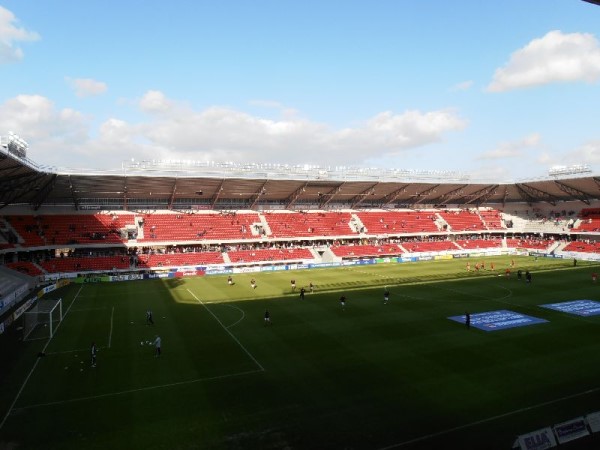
5 261 44 277
573 208 600 232
438 210 486 231
479 209 505 230
330 244 403 258
354 211 439 234
562 241 600 253
265 212 356 238
227 247 313 263
40 256 130 273
505 238 553 250
137 251 225 268
400 240 458 252
138 213 260 241
5 214 132 246
455 239 503 250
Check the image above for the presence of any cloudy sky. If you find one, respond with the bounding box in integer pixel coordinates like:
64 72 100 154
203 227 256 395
1 0 600 181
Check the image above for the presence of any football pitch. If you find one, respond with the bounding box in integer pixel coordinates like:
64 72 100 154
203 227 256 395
2 255 600 449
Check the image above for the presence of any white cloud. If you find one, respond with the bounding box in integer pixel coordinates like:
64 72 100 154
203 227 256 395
66 77 108 98
132 92 467 166
0 6 39 64
450 80 473 92
139 90 174 113
0 91 467 169
564 140 600 165
478 133 541 160
487 30 600 92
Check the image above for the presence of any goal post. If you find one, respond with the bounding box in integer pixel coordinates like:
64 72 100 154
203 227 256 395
23 298 63 341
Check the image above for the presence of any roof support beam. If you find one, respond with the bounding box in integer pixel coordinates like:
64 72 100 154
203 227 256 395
68 175 80 210
285 182 309 209
211 180 226 209
465 184 500 206
553 180 591 205
248 181 268 209
318 183 344 209
168 179 178 210
515 183 557 206
378 184 411 207
426 184 469 205
32 174 58 211
350 183 379 208
413 184 440 205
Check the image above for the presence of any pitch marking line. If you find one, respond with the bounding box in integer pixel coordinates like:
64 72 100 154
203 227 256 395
223 304 245 329
68 307 107 312
378 384 600 449
46 346 107 356
187 289 264 372
13 369 264 412
0 285 85 431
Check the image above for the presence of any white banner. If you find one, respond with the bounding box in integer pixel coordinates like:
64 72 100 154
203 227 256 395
517 426 557 449
586 411 600 433
553 417 589 444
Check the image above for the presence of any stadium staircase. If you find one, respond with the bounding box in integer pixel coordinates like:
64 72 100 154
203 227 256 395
255 214 272 236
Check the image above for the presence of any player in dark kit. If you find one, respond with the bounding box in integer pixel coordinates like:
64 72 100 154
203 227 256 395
91 342 97 367
264 309 271 325
146 309 154 325
465 312 471 329
384 288 390 304
299 287 305 300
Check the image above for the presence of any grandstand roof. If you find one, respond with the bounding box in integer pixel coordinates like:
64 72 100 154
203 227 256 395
1 148 599 210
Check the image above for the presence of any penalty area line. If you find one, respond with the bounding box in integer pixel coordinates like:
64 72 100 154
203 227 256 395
187 289 264 372
13 369 264 412
0 285 85 431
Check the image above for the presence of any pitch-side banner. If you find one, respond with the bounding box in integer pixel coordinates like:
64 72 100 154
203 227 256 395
553 417 589 444
517 426 556 449
586 411 600 433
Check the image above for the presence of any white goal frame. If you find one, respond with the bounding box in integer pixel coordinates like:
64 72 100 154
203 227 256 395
23 298 63 341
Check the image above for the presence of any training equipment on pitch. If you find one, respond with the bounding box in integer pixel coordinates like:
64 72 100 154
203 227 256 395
23 298 63 341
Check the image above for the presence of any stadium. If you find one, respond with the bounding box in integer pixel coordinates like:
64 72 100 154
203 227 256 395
4 1 600 449
1 134 600 449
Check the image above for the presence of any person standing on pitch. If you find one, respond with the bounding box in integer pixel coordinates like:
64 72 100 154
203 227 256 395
465 312 471 329
264 309 271 326
154 335 161 357
299 287 306 300
384 288 390 305
91 342 97 367
146 309 154 325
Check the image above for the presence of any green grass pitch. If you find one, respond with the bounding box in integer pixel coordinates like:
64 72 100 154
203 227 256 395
2 255 600 449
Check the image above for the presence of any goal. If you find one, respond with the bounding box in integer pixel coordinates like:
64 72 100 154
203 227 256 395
23 298 63 341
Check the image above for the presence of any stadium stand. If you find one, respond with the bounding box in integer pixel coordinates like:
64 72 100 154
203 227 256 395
399 239 458 253
330 243 403 258
40 256 130 273
227 247 314 263
138 212 261 241
4 261 44 277
437 209 486 232
137 251 225 268
264 211 356 238
354 210 440 234
455 238 503 250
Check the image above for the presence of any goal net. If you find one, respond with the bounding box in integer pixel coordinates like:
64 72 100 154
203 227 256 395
23 298 63 341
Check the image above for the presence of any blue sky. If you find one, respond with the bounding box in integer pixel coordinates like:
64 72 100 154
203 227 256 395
1 0 600 181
